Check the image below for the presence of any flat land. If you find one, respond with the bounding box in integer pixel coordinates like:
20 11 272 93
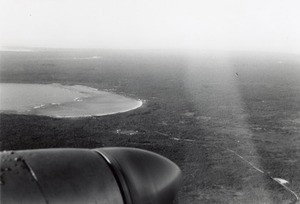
0 50 299 203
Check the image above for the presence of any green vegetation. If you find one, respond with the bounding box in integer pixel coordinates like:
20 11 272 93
1 50 299 203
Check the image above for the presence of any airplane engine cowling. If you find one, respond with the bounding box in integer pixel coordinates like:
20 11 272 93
0 147 181 204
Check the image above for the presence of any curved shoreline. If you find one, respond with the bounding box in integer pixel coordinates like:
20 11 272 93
0 83 144 118
55 99 143 118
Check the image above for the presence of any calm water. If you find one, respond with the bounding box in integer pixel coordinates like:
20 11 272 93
0 83 142 117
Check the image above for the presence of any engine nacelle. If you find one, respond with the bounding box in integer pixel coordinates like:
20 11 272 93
0 147 181 204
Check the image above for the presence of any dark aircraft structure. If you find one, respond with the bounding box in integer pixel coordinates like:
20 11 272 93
0 147 181 204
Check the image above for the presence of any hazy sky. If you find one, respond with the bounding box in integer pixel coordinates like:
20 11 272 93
1 0 300 53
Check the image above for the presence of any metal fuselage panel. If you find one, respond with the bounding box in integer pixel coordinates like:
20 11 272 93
0 149 123 204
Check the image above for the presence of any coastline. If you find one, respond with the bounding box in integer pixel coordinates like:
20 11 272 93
1 51 299 203
54 99 143 118
0 83 143 118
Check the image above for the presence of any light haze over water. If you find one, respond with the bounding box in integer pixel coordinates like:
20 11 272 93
1 0 300 54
